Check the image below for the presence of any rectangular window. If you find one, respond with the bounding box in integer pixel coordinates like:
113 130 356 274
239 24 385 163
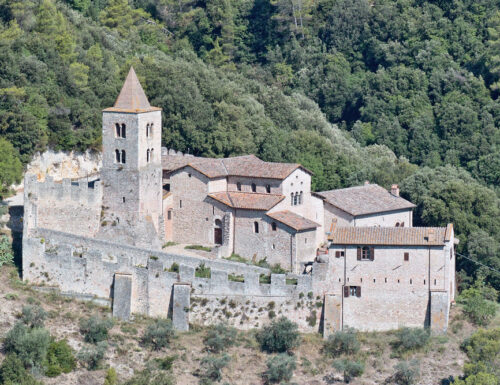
345 286 361 298
167 210 172 220
179 200 182 208
404 252 409 261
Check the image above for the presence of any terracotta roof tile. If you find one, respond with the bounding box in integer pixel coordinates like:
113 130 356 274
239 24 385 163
267 210 320 231
317 184 416 216
328 226 451 246
162 153 308 180
208 191 284 210
103 67 161 113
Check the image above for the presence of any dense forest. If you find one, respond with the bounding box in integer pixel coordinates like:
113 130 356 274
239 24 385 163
0 0 499 291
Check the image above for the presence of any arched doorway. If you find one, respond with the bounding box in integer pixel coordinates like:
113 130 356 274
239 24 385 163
214 219 223 245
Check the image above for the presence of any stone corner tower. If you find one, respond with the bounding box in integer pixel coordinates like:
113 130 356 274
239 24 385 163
98 67 163 249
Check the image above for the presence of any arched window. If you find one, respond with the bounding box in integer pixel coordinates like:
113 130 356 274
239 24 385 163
266 184 271 193
147 149 150 163
121 123 126 138
150 148 154 162
293 193 298 206
115 123 121 138
115 149 120 163
150 123 153 136
254 221 259 233
251 183 256 192
395 222 400 227
146 124 149 137
237 182 241 191
121 150 126 164
299 191 303 204
290 193 294 205
271 222 277 231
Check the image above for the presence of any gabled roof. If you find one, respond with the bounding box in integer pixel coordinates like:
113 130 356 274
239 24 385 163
162 153 310 180
316 184 416 216
328 225 453 246
267 210 320 231
103 67 161 113
208 191 284 211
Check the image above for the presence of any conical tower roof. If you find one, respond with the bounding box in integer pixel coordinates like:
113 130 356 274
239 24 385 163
103 67 161 113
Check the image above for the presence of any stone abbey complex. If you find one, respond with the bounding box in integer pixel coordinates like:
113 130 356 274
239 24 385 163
22 68 457 335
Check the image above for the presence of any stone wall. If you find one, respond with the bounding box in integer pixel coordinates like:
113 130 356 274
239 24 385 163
354 209 413 228
327 243 454 331
22 228 334 331
24 174 102 238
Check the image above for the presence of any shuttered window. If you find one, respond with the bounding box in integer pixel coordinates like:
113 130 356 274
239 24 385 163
404 252 409 261
344 286 361 298
358 246 374 261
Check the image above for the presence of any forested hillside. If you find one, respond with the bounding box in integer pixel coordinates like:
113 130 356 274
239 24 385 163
0 0 499 290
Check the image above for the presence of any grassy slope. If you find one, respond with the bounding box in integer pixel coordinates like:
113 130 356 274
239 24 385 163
2 265 497 385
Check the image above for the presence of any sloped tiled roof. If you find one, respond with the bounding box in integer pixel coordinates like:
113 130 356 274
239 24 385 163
208 191 285 210
328 225 453 246
267 210 320 231
162 153 309 180
317 184 415 216
103 67 161 113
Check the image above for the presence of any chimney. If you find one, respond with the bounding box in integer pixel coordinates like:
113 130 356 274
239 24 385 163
390 184 399 197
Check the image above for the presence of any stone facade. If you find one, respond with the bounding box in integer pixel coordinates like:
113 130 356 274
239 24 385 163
327 229 455 332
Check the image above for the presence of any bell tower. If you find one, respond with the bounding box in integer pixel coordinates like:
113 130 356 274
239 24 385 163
99 67 163 248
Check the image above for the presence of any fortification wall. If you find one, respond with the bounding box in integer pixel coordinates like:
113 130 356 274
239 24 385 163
24 174 102 238
23 228 333 331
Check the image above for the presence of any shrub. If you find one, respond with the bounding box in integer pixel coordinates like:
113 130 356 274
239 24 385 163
154 355 177 371
392 360 420 385
263 353 296 384
259 274 271 284
142 319 175 350
104 368 118 385
458 328 500 382
256 317 301 353
270 264 286 274
3 322 50 370
0 235 14 267
77 341 107 370
45 339 76 377
203 323 237 353
196 354 230 385
195 263 211 278
124 368 175 385
323 328 360 357
168 262 179 273
0 354 42 385
332 359 364 383
393 327 430 352
21 305 47 328
458 287 497 326
79 315 114 344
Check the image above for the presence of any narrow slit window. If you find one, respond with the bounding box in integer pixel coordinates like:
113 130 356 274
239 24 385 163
271 222 277 231
121 124 126 138
121 150 126 164
237 182 242 191
254 221 259 233
266 184 271 193
147 149 150 163
115 123 121 138
251 183 256 192
115 149 120 163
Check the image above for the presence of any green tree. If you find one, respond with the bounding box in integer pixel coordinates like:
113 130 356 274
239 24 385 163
0 138 22 198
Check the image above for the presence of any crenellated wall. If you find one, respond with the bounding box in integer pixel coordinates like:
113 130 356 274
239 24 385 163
24 174 102 238
23 228 334 331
